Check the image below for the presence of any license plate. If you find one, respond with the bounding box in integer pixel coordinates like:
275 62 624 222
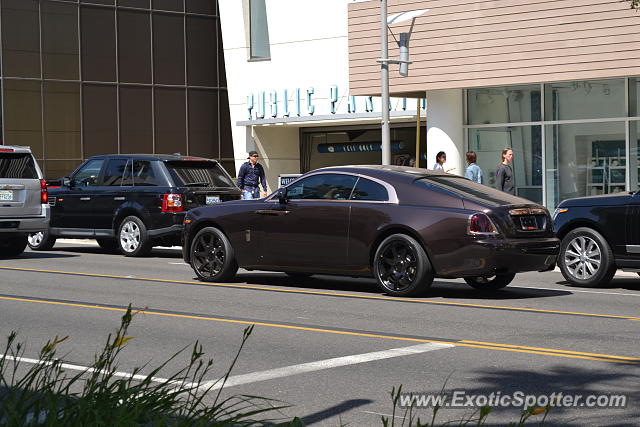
206 195 220 205
0 190 13 201
520 216 539 230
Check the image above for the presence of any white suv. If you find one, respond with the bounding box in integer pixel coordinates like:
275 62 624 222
0 146 50 257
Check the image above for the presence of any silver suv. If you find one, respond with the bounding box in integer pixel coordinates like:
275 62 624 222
0 146 50 257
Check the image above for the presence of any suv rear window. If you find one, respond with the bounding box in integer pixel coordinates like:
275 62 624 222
165 161 235 188
0 153 38 179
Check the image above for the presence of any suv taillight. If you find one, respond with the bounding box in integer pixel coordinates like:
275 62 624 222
162 193 183 212
468 213 498 235
40 179 48 204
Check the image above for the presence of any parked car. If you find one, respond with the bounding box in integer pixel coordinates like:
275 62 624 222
0 145 49 257
182 165 559 296
553 191 640 287
28 154 240 257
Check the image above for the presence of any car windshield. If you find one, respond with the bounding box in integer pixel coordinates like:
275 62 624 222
166 161 235 188
0 153 38 179
415 176 525 206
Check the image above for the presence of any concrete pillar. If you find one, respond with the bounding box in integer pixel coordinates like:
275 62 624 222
425 89 464 175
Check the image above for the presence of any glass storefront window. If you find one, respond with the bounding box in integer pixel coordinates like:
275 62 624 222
544 79 625 121
3 80 42 157
44 82 81 159
1 0 40 78
631 120 640 190
631 77 639 117
468 126 542 204
42 1 79 80
467 85 540 125
545 121 626 210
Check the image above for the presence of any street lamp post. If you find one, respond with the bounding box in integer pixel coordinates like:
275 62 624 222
380 0 390 165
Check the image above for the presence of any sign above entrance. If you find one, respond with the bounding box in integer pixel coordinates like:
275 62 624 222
317 141 406 153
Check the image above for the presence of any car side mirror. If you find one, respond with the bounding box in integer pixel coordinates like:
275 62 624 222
276 188 288 204
62 176 73 187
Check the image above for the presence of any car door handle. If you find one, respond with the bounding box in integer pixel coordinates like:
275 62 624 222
80 197 91 201
113 197 125 201
255 210 290 216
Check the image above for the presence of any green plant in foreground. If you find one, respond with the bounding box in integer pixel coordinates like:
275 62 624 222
0 306 302 426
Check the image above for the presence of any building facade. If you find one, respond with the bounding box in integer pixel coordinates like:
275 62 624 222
0 0 233 179
349 0 640 209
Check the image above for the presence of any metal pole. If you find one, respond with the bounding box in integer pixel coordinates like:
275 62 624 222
381 0 390 165
415 98 421 167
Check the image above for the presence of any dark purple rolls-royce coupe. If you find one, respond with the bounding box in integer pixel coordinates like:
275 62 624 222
182 166 559 296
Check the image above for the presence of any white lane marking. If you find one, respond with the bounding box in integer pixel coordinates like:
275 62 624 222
201 342 454 391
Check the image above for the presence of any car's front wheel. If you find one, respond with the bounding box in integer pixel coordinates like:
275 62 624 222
559 227 615 287
27 231 56 251
117 216 152 257
190 227 238 282
464 273 515 290
373 233 433 297
0 235 28 258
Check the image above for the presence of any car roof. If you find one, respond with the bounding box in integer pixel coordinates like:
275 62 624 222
310 165 450 183
86 153 218 162
0 145 34 154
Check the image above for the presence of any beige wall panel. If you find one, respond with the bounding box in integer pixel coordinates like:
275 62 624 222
348 0 640 95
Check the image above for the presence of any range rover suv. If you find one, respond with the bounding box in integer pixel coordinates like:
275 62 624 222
0 145 49 257
28 154 240 257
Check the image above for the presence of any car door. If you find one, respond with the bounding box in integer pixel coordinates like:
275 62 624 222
256 173 357 271
55 158 106 234
92 158 131 235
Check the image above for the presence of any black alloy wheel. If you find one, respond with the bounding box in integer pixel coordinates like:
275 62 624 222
558 227 615 287
373 233 433 297
464 273 516 290
27 230 56 251
190 227 238 282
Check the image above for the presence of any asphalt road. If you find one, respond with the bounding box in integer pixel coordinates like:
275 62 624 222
1 240 639 426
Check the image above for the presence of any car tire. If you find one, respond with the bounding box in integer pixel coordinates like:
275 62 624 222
97 238 119 252
559 227 616 287
27 231 56 251
373 233 433 297
464 273 515 290
0 235 28 258
117 216 152 257
190 227 238 282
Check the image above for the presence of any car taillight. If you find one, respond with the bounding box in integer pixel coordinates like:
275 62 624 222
162 193 183 212
40 179 48 204
468 213 498 235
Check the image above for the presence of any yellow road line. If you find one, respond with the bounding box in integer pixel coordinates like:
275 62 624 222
2 266 639 321
0 294 638 365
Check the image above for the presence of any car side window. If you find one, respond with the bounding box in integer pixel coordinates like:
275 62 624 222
286 174 357 200
351 177 388 201
101 159 128 186
132 160 160 186
73 159 105 187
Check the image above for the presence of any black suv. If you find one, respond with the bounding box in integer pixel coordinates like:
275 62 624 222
28 154 240 256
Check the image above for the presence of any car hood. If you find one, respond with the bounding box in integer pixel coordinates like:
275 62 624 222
558 192 635 208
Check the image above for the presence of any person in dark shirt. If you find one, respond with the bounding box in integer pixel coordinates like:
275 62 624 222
237 150 267 199
495 148 515 195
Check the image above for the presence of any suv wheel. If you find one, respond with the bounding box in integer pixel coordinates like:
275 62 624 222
27 231 56 251
190 227 238 282
117 216 152 257
559 227 615 287
373 234 433 297
0 235 28 258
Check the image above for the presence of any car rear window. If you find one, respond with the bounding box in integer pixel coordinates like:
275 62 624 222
165 161 235 188
415 176 523 206
0 153 39 179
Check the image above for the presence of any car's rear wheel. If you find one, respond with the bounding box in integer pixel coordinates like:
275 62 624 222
97 238 118 251
190 227 238 282
117 216 152 257
373 234 433 297
0 235 28 257
559 227 615 287
464 273 515 290
27 231 56 251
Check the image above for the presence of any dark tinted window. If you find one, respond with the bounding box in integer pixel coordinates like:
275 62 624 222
81 6 116 81
186 0 216 15
153 0 183 11
120 87 152 153
155 88 186 155
118 10 151 83
132 160 160 186
153 13 185 85
186 16 216 86
351 178 388 201
101 159 128 186
166 161 234 188
119 0 150 7
44 82 81 159
83 84 118 157
3 80 42 157
0 153 38 178
73 158 105 186
287 174 357 200
1 0 40 78
42 1 79 80
416 176 521 206
187 89 218 158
